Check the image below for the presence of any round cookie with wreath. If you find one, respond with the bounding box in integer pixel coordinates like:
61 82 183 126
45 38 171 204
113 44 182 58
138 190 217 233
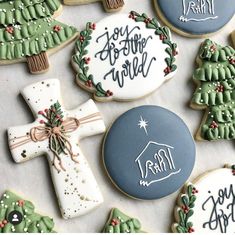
72 12 178 102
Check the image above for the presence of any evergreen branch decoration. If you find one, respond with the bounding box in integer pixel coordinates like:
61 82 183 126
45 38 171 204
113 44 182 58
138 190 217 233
37 101 66 159
73 22 109 98
175 184 198 233
129 11 178 76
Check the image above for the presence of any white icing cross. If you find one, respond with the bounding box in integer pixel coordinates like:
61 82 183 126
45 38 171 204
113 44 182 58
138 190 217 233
8 79 106 219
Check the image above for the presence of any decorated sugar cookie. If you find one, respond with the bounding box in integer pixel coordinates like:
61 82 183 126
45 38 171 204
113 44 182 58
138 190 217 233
72 12 178 102
102 208 144 233
190 39 235 141
8 79 106 219
172 164 235 233
231 30 235 48
0 0 78 74
0 190 55 233
64 0 124 12
155 0 235 37
103 106 195 200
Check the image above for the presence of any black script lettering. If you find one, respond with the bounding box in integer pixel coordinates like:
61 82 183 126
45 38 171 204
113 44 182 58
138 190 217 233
202 185 235 233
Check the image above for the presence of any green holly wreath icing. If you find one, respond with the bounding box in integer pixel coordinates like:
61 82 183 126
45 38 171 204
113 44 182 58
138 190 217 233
0 0 77 61
191 39 235 141
72 11 178 98
0 191 55 233
174 184 198 233
102 208 144 233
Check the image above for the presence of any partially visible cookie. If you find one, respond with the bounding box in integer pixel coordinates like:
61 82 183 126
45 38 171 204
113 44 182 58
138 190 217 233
72 12 178 102
63 0 124 12
154 0 235 38
172 164 235 233
0 191 55 233
0 0 78 74
102 208 144 233
190 39 235 141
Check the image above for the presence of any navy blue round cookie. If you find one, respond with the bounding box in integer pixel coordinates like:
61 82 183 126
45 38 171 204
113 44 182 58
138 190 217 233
155 0 235 37
103 106 195 200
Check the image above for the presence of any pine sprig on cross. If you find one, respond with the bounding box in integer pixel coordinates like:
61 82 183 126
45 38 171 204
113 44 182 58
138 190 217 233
190 39 235 141
38 101 64 128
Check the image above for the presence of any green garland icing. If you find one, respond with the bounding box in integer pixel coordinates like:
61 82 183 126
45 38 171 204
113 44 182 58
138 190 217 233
102 208 144 233
73 22 108 98
129 12 178 75
0 0 77 60
0 191 55 233
72 11 178 99
175 184 198 233
191 39 235 141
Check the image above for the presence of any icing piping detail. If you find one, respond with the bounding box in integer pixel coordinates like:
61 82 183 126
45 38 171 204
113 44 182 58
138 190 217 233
191 39 235 141
72 12 178 99
9 101 103 173
179 0 218 23
175 184 198 233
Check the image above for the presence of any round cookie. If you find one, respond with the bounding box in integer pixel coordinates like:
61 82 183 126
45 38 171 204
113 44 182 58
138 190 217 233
155 0 235 37
103 106 195 200
172 164 235 233
72 12 178 102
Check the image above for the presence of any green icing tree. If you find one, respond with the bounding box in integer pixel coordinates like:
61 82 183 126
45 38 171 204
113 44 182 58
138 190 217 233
0 190 55 233
102 208 144 233
0 0 78 74
191 39 235 141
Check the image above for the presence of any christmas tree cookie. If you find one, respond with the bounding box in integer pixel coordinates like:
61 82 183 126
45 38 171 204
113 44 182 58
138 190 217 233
63 0 124 12
191 39 235 141
0 190 55 233
0 0 78 74
102 208 144 233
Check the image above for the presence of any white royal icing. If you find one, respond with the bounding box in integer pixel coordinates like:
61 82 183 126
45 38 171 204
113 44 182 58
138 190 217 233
174 166 235 233
73 14 178 101
8 79 106 219
179 0 218 22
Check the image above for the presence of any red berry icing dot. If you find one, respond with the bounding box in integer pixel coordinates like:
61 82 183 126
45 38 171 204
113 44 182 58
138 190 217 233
210 121 218 129
53 25 61 32
5 26 14 34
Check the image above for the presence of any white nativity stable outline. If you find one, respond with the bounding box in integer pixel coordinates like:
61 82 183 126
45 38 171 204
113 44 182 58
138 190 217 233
135 116 181 187
179 0 218 23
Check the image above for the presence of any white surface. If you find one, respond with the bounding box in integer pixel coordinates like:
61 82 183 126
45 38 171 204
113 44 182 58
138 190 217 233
0 0 234 232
